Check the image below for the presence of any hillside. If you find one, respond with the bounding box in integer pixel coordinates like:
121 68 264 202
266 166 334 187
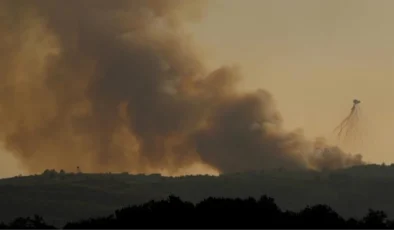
1 164 394 227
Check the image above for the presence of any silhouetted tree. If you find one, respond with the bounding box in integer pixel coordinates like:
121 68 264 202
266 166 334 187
42 169 57 179
4 194 392 229
7 215 55 229
298 204 346 228
362 209 388 228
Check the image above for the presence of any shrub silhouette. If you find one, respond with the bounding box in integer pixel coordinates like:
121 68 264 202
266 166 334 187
1 195 392 228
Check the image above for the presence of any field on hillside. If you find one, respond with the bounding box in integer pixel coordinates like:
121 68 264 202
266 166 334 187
1 164 394 227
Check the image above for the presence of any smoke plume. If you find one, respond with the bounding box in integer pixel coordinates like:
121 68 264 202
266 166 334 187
0 0 363 175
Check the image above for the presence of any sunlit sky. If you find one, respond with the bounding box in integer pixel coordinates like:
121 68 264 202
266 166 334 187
1 0 394 178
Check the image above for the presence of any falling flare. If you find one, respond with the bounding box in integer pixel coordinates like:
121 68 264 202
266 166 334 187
334 99 362 147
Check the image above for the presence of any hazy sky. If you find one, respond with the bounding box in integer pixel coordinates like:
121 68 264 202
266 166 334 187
1 0 394 177
186 0 394 164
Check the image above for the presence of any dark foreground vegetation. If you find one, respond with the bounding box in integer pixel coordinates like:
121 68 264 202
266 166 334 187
2 164 394 227
0 195 393 229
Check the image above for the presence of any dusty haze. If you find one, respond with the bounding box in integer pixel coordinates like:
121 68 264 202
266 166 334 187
188 0 394 166
0 0 365 176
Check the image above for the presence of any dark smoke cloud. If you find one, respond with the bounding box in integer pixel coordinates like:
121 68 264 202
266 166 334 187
0 0 364 175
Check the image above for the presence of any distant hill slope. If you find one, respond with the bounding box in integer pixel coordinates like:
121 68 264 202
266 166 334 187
1 164 394 227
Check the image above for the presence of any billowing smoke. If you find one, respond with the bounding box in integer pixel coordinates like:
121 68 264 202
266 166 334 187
0 0 363 175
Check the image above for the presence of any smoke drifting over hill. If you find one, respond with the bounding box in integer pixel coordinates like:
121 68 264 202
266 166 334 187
0 0 363 175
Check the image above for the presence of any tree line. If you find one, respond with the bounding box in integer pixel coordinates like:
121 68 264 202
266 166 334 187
0 195 393 229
